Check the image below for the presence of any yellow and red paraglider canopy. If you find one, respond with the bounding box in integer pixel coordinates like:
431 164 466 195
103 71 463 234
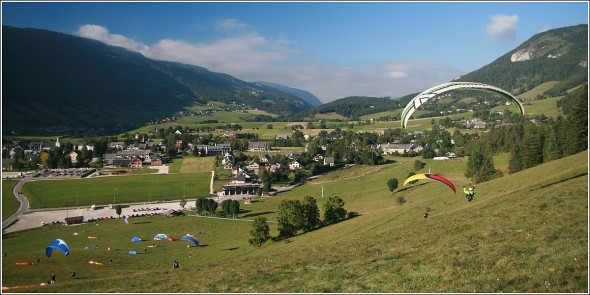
403 173 456 193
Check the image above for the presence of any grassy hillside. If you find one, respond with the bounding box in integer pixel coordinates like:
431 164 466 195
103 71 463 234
1 151 587 292
2 26 311 136
517 81 560 101
2 179 20 221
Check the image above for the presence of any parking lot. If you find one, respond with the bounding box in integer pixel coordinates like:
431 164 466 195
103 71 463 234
35 168 96 178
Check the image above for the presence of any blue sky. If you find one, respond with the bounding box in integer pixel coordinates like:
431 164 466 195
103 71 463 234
2 1 588 103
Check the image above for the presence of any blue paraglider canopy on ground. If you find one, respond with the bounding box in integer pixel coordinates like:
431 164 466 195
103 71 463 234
129 250 137 255
132 236 141 242
180 235 199 246
46 239 70 257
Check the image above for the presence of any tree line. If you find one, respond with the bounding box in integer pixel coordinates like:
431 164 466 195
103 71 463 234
248 195 350 247
463 84 587 182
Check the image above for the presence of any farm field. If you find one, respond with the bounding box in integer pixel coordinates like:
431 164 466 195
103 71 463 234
2 151 587 293
125 85 571 143
20 172 212 209
178 157 216 174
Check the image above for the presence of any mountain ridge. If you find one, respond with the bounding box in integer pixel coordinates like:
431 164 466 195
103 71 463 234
2 24 587 135
2 26 313 135
253 81 323 107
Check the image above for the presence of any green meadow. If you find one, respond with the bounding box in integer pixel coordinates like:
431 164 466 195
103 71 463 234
515 96 564 118
2 151 587 292
2 179 20 221
517 81 560 102
20 172 212 209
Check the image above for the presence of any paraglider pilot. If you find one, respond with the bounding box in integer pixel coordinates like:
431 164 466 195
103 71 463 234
463 185 476 202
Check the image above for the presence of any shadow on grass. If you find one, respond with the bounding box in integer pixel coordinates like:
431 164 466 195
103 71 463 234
241 211 274 218
395 183 425 193
132 221 152 225
1 233 19 239
383 159 397 164
534 172 588 190
224 247 239 251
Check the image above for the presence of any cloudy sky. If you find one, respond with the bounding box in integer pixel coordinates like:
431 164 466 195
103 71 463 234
2 1 588 103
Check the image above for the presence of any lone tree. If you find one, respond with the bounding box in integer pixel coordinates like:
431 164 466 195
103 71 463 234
465 149 497 183
569 84 588 153
195 197 206 214
387 178 399 193
301 196 321 232
249 216 270 247
221 199 232 217
229 200 240 218
277 200 304 238
259 168 273 192
206 199 218 216
179 198 186 209
322 196 347 225
115 205 122 217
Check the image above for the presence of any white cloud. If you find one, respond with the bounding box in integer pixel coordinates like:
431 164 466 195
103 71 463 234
213 18 250 32
486 14 518 39
76 24 150 54
76 22 460 103
252 61 460 102
385 71 408 79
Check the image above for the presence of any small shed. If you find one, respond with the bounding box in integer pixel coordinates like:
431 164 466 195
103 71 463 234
65 216 84 225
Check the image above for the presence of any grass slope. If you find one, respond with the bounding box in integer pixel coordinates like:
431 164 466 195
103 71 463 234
2 179 20 221
1 151 587 293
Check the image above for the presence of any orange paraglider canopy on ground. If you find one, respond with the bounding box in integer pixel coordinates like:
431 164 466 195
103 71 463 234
2 284 41 291
15 261 31 266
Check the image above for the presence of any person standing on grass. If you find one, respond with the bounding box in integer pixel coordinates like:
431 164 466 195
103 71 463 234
463 185 475 202
50 273 56 284
467 186 476 202
173 260 179 269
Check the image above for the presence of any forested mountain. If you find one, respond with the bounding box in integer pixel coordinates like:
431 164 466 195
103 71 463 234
2 24 587 135
456 24 588 97
254 81 323 107
303 24 588 119
152 61 313 115
287 96 402 121
2 26 312 135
